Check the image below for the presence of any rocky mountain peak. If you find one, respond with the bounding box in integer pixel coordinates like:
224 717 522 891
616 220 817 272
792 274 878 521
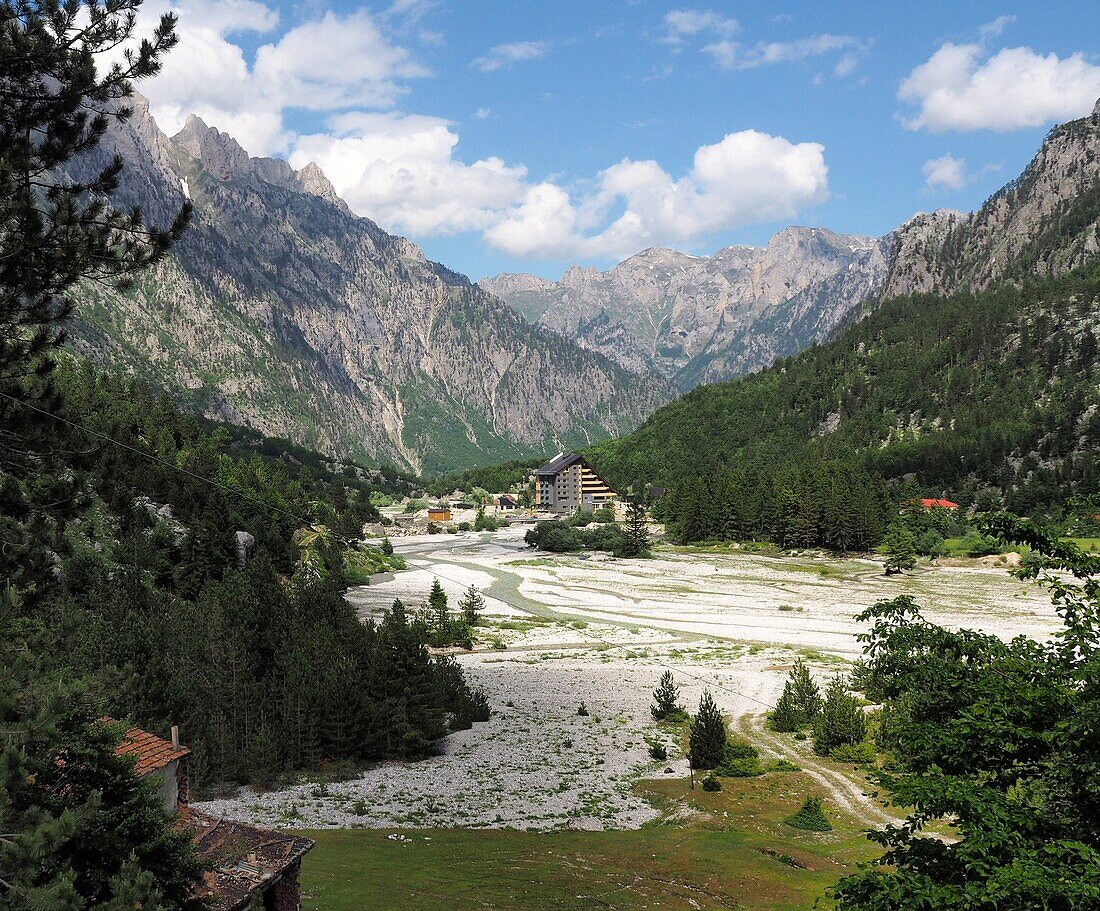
1094 96 1100 117
296 161 349 212
560 264 601 287
171 115 250 180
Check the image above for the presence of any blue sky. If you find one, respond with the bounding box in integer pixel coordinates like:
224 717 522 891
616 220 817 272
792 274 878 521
141 1 1100 280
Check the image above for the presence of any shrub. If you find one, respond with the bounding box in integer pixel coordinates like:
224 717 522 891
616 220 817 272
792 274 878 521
427 522 441 534
814 675 868 756
689 690 728 770
773 758 801 772
649 741 668 761
701 774 722 792
830 741 878 764
785 796 831 831
351 799 369 816
525 521 583 552
717 756 763 777
577 701 590 716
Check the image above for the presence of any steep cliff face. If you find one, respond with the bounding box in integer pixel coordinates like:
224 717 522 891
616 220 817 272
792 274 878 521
883 105 1100 298
65 97 671 474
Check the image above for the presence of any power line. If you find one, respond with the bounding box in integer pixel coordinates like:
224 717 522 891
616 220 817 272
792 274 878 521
6 387 779 711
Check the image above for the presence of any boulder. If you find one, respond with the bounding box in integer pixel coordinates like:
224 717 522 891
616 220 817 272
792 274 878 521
235 530 256 568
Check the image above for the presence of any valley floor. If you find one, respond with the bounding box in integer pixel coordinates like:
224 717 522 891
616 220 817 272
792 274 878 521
195 528 1060 907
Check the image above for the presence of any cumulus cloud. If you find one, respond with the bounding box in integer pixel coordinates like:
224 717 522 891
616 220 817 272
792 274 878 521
922 154 967 190
486 131 828 259
290 112 529 235
138 1 828 262
472 41 550 73
899 42 1100 131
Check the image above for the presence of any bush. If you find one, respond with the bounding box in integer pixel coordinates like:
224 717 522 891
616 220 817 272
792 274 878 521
701 774 722 792
785 796 831 831
830 741 878 764
577 701 590 716
648 741 668 761
525 521 583 552
717 756 764 777
773 758 801 772
427 522 441 534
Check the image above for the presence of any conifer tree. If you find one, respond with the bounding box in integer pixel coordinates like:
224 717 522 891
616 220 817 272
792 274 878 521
620 492 650 557
689 690 728 770
881 520 917 574
772 659 824 731
428 579 448 629
458 585 484 627
651 670 685 721
0 0 190 594
381 536 394 555
813 674 867 756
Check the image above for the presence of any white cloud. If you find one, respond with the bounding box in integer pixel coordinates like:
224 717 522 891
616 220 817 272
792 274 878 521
978 15 1015 39
899 42 1100 131
663 9 739 42
705 33 867 72
922 154 967 190
486 130 828 259
138 1 828 263
290 113 529 235
142 3 426 155
472 41 550 73
473 107 492 120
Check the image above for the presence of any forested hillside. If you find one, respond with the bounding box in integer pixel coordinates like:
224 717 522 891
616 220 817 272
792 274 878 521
590 262 1100 519
9 362 485 788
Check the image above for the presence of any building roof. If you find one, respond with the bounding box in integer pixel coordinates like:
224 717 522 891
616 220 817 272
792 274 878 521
533 452 584 477
920 497 960 510
177 808 315 911
115 726 190 776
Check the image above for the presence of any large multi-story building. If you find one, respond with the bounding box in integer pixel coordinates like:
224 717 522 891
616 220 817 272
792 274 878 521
532 452 618 515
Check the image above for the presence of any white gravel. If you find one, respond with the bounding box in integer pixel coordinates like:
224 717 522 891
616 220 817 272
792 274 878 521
195 529 1061 831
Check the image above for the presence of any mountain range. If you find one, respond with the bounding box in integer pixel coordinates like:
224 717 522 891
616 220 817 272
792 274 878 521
66 95 671 475
587 101 1100 513
483 98 1100 392
69 94 1100 474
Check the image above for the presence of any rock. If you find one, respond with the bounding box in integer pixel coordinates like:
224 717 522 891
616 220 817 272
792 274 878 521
664 766 674 774
235 531 256 569
565 817 604 832
1094 96 1100 117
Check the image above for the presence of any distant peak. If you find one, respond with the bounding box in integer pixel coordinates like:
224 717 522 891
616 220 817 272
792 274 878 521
1094 96 1100 117
171 115 249 180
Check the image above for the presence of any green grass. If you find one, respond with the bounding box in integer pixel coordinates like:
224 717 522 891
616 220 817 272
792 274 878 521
296 774 880 911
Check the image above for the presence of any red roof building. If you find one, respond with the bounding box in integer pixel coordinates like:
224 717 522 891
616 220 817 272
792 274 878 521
115 725 313 911
919 498 960 510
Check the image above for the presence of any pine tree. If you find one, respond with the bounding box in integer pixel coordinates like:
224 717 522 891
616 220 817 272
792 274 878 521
688 690 728 770
458 585 484 627
0 0 189 594
0 589 201 910
428 579 448 630
620 493 650 557
881 520 917 574
771 660 823 732
381 536 394 555
651 670 686 721
813 674 867 756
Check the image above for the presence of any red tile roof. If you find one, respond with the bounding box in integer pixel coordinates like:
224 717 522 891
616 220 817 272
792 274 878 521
920 497 960 510
115 726 190 776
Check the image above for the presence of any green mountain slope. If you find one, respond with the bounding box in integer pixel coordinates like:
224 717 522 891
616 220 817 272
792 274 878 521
588 263 1100 516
